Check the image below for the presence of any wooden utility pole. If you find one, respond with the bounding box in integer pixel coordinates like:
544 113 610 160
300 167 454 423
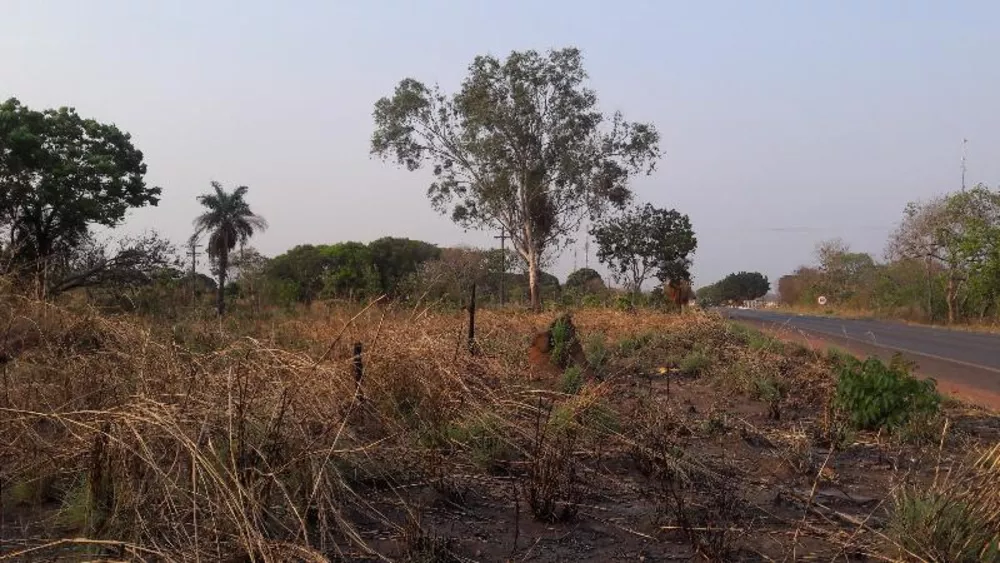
494 227 506 306
187 235 201 304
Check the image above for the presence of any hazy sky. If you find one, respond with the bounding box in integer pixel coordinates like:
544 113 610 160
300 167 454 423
3 1 999 287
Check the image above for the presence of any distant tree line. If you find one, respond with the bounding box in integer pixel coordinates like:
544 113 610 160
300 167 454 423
779 184 1000 324
3 46 702 316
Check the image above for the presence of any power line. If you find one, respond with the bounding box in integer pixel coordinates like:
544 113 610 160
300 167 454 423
187 234 201 304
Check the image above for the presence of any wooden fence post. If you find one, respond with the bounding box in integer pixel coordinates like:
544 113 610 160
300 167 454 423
468 283 477 355
352 342 364 400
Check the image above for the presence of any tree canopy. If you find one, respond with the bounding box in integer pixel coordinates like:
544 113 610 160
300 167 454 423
371 47 660 310
590 203 696 294
565 267 606 294
368 237 441 296
698 271 770 305
887 185 1000 323
193 182 267 315
264 239 438 305
0 98 160 283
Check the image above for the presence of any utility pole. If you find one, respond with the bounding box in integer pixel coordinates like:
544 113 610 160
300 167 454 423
961 138 968 191
494 226 506 306
187 234 201 304
584 239 590 269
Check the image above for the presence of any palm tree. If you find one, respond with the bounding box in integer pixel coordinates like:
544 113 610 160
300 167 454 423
193 182 267 315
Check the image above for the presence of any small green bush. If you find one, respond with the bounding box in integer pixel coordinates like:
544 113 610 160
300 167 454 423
752 376 786 420
834 355 941 432
614 294 633 311
679 350 711 376
550 316 575 367
616 332 653 357
560 366 584 395
583 333 608 373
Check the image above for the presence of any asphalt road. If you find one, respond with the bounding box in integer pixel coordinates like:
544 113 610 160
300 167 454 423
723 308 1000 407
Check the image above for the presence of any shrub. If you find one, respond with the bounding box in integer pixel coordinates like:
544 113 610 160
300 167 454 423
550 316 576 368
462 419 510 472
679 350 711 376
890 490 1000 562
583 333 609 374
560 366 584 395
614 294 633 311
616 332 652 357
752 376 786 420
834 354 941 432
889 446 1000 563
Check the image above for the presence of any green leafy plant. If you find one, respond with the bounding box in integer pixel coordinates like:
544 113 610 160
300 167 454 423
834 354 941 431
752 376 787 420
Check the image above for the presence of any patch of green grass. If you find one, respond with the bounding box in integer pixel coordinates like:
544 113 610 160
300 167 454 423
616 332 653 357
580 402 620 436
550 316 577 368
560 366 585 395
889 489 1000 562
583 333 609 375
825 346 854 366
57 476 93 532
679 350 711 376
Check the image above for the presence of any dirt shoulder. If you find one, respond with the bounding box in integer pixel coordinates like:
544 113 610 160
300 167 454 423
734 317 1000 412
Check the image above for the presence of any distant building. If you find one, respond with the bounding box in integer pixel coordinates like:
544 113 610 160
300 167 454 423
742 293 779 309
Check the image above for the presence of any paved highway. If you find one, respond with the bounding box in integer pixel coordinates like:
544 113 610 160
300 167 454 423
724 309 1000 407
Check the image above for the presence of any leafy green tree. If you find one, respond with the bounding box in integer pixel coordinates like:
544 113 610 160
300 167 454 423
371 47 660 311
193 182 267 315
695 283 722 307
0 98 160 287
264 244 331 304
888 185 1000 323
590 203 696 296
565 268 606 294
367 237 440 296
702 271 770 304
814 239 878 306
321 242 380 299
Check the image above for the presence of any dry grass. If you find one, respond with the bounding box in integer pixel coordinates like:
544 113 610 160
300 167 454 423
1 286 997 561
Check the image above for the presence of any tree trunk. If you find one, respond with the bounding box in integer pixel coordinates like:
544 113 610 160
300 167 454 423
527 248 541 312
945 275 956 324
216 250 228 316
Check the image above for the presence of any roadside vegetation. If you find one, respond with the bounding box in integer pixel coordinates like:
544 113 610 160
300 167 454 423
777 186 1000 327
3 46 1000 561
1 294 998 560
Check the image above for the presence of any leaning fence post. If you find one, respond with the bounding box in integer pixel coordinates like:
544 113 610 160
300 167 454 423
352 342 364 400
467 282 478 355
